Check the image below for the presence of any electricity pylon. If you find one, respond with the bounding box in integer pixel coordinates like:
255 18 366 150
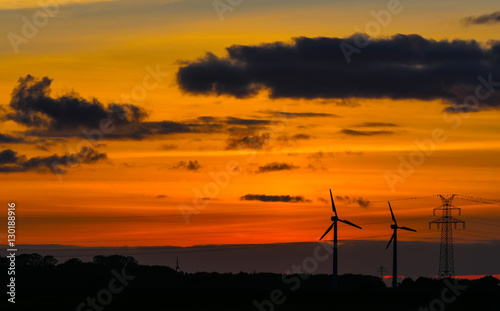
429 195 465 278
377 265 386 280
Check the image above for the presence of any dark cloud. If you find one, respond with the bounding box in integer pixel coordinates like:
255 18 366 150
462 11 500 25
155 195 168 199
353 122 398 128
0 149 19 164
292 134 311 140
5 75 147 131
225 117 271 126
3 76 275 141
0 147 106 174
340 129 394 136
329 99 360 107
256 162 298 173
34 138 60 151
226 128 271 150
177 34 500 111
240 194 310 203
334 195 371 208
260 111 340 119
356 198 371 208
0 133 25 143
276 133 312 144
173 160 202 171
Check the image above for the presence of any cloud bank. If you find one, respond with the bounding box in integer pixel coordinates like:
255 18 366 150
1 75 282 141
177 34 500 111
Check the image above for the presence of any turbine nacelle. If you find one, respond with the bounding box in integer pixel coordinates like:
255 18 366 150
319 190 362 241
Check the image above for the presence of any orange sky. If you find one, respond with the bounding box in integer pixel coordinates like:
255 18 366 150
0 0 499 247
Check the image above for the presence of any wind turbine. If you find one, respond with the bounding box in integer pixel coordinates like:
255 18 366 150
386 201 416 289
175 256 182 272
319 189 362 288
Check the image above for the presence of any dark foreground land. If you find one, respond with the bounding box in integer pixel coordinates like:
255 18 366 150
1 254 499 311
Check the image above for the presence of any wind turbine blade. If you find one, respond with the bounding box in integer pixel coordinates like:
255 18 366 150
400 226 417 232
339 219 362 229
386 233 395 250
329 189 337 217
319 223 334 241
388 201 397 226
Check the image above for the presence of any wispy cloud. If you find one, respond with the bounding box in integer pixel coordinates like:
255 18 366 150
225 128 271 150
340 129 394 136
0 133 25 143
353 122 398 128
256 162 298 173
259 111 340 119
318 195 371 208
335 195 371 208
172 160 202 171
276 133 312 145
240 194 311 203
0 147 106 174
462 11 500 25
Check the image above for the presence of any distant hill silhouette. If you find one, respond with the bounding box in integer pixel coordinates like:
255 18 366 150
1 254 499 311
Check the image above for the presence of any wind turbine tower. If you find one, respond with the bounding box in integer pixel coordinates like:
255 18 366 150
175 256 182 272
386 201 416 289
319 189 362 288
429 195 465 278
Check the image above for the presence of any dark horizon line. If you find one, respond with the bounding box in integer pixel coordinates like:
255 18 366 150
2 239 498 249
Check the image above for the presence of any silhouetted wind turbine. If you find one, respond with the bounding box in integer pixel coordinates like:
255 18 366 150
386 201 416 289
319 189 362 288
175 256 182 272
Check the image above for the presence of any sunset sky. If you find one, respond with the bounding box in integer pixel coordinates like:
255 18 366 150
0 0 499 249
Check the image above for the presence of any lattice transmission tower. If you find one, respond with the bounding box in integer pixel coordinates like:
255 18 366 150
377 265 386 280
429 195 465 278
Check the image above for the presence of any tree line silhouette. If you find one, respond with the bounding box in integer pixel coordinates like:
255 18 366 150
1 253 498 311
